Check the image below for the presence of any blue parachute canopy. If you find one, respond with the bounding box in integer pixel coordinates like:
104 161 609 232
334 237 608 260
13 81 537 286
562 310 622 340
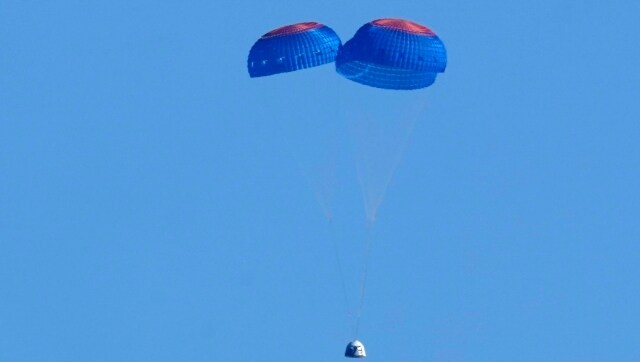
336 18 447 90
248 22 341 78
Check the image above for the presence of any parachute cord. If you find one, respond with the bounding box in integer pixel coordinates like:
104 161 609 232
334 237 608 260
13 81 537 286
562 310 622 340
328 218 356 337
354 219 375 338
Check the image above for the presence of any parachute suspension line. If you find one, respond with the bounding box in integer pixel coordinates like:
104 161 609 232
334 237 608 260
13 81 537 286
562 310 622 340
327 218 356 337
354 100 425 223
354 219 375 338
354 121 376 224
351 101 426 338
376 110 419 214
370 106 422 221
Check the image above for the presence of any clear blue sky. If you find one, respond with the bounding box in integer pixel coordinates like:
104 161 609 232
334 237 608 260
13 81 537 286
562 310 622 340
2 1 640 361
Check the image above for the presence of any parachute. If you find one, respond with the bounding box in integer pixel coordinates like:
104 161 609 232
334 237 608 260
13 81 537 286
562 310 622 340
337 18 447 222
247 22 341 78
336 18 447 90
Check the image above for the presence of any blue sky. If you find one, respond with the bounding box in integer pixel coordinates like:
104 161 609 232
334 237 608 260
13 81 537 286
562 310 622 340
1 1 640 361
